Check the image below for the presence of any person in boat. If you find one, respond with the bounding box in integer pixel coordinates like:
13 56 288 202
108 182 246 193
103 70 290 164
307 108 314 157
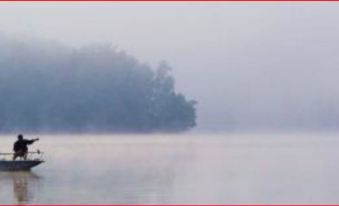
13 134 39 160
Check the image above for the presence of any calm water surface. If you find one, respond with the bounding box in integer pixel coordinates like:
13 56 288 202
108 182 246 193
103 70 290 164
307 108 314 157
1 133 339 204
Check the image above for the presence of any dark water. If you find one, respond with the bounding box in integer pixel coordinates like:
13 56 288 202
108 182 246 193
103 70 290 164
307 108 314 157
1 133 339 204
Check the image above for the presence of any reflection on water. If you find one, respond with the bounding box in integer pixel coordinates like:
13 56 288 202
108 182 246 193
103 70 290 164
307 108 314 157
1 133 339 204
0 171 41 204
12 172 40 204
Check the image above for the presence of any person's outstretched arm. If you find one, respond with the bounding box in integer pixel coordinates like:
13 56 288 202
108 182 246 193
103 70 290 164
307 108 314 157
25 138 39 145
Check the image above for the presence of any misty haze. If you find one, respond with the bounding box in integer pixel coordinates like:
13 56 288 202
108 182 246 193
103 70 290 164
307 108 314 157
0 3 339 133
0 36 196 133
1 2 339 204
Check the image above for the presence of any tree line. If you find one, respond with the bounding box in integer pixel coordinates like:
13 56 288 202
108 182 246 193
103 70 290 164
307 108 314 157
0 39 197 133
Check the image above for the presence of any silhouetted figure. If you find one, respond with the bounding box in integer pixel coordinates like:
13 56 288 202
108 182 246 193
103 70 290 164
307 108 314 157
13 134 39 160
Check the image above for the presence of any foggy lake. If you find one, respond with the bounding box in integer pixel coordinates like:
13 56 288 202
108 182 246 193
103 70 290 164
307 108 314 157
1 133 339 204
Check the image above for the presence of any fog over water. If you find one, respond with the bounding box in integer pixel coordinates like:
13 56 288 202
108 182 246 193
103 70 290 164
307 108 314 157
1 3 339 204
1 3 339 132
1 134 339 204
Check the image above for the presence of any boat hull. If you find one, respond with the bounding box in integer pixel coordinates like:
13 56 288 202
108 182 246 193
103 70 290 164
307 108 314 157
0 160 44 171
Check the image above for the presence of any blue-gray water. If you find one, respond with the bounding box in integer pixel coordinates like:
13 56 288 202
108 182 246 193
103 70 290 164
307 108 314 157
1 133 339 204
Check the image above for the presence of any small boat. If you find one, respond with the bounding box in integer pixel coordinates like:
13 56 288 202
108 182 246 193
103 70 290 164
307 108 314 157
0 151 44 171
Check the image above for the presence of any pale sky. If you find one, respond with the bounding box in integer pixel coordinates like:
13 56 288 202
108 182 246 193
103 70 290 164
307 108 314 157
1 2 339 131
